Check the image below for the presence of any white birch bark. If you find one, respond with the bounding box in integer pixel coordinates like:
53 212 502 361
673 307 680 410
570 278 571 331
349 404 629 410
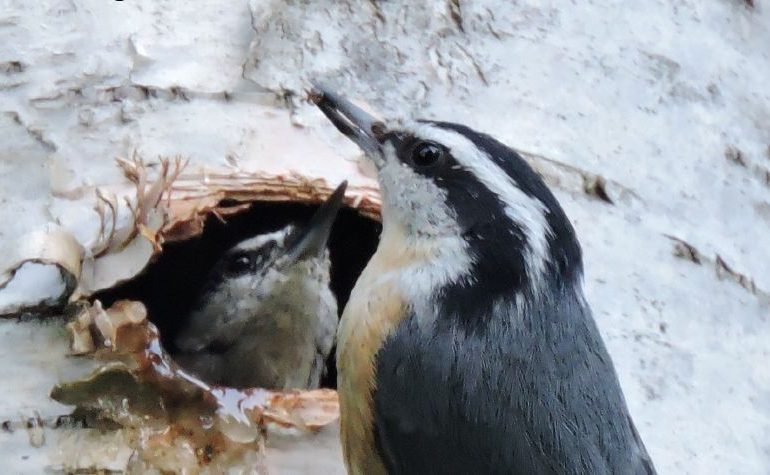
0 1 768 472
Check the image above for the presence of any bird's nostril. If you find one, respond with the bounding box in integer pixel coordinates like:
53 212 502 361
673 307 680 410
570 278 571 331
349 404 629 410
371 122 387 138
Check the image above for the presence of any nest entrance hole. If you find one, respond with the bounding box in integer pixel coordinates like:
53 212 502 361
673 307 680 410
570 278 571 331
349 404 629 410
94 200 381 389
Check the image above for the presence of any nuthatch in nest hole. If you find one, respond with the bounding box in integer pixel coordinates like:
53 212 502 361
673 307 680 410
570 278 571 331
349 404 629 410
312 86 655 475
173 182 346 390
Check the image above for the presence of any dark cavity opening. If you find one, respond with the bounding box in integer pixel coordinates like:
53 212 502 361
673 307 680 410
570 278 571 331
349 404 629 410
93 200 381 389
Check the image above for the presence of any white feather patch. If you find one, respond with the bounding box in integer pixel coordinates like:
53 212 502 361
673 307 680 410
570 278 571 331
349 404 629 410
408 122 553 290
375 144 474 326
233 226 292 251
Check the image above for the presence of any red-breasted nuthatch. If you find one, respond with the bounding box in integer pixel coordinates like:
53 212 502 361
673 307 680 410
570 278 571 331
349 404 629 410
173 182 347 390
312 85 656 475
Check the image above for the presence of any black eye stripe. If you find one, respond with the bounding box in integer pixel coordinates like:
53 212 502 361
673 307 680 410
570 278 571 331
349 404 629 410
223 251 253 276
388 134 449 170
221 239 278 277
416 120 583 285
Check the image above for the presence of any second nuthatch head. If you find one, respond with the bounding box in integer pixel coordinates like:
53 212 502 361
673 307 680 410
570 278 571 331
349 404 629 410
173 182 347 390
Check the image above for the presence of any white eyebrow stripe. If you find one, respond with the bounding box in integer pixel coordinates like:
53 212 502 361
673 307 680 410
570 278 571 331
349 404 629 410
234 227 292 251
408 122 553 290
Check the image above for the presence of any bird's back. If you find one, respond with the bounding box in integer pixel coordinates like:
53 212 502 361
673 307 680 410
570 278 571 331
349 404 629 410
372 281 655 475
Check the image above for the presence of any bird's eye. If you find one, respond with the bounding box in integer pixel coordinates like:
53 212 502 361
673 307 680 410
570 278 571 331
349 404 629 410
224 252 252 275
410 141 445 168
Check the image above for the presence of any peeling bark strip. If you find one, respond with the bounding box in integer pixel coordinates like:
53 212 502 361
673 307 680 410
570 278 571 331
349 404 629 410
112 154 187 253
715 255 758 296
665 235 767 300
447 0 464 32
725 146 747 167
4 111 56 151
517 149 638 206
724 146 770 189
583 175 613 204
0 60 25 74
665 234 702 264
0 229 84 316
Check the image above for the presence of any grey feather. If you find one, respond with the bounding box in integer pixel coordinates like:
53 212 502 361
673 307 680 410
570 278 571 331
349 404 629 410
373 282 655 475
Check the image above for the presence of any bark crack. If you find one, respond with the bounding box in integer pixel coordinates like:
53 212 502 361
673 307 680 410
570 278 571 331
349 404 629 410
4 111 57 151
664 234 768 301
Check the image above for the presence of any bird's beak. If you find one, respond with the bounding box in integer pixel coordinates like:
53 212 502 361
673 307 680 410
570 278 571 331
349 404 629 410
285 180 347 261
310 82 386 166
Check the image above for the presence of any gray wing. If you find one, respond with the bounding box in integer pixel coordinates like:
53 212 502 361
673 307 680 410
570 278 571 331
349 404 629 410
372 289 655 475
174 299 251 353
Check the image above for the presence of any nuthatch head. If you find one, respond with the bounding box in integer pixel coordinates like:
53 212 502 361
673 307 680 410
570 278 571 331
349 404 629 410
312 85 655 475
173 182 347 390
